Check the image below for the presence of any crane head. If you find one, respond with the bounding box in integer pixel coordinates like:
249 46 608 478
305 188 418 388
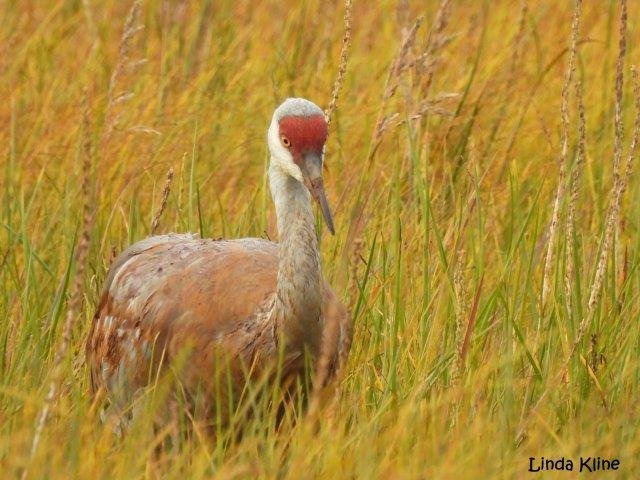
268 98 334 234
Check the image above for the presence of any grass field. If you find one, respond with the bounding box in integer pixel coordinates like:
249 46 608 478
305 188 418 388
2 0 640 478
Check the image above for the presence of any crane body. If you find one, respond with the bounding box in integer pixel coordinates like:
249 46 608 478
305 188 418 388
86 98 351 424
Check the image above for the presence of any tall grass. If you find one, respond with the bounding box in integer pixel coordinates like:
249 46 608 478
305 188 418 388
1 0 640 478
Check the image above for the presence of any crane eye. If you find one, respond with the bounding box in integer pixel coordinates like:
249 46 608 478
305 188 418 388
281 137 291 147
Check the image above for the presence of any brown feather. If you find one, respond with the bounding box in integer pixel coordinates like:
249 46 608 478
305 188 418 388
86 233 350 422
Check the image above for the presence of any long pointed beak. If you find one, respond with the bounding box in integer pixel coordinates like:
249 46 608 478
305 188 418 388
301 152 335 235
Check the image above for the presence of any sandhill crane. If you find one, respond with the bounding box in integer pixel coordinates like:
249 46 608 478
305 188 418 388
86 98 352 426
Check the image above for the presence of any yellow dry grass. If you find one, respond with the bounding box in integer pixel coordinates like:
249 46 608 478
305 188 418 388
1 0 640 478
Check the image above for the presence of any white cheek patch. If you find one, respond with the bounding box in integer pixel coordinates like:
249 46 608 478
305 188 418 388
267 120 304 181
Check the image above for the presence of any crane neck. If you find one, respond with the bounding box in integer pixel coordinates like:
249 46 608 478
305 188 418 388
268 163 323 359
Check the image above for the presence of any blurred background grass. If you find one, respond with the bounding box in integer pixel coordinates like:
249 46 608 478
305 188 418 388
1 0 640 478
